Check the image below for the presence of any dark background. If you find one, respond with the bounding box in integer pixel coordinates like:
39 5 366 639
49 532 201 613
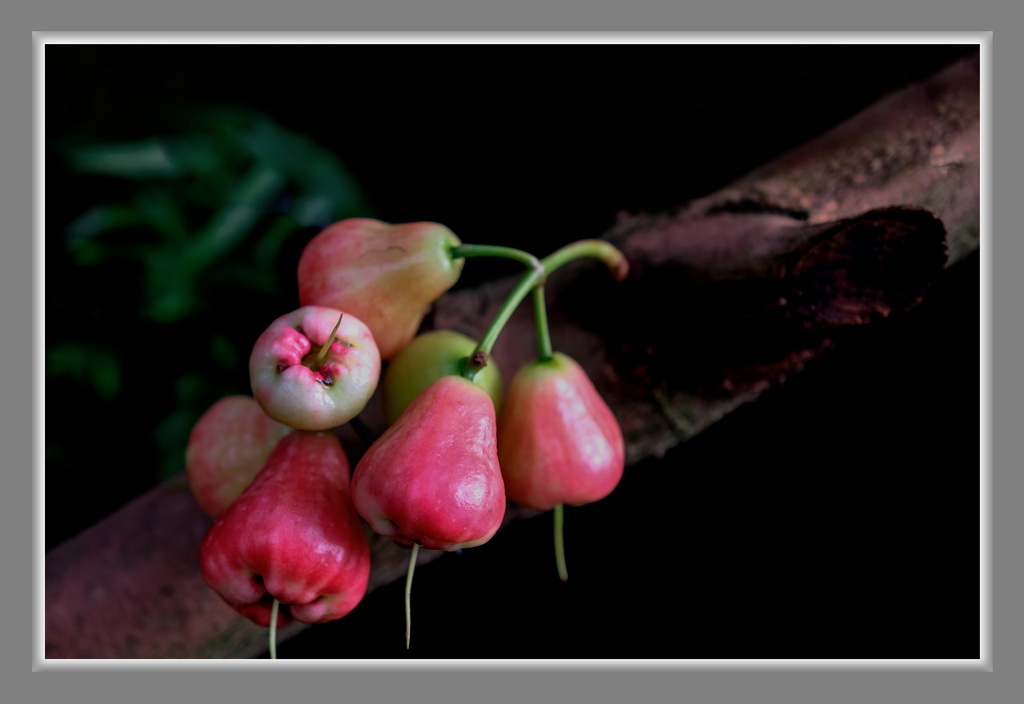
44 43 980 659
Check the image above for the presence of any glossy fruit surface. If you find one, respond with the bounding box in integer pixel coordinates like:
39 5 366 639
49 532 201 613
249 305 381 431
382 329 503 425
297 218 464 360
199 430 371 627
185 395 292 518
497 353 625 510
351 375 505 551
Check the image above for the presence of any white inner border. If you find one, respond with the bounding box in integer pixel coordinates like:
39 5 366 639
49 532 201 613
34 30 992 672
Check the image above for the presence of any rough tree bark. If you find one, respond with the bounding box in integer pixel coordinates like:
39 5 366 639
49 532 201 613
43 52 980 661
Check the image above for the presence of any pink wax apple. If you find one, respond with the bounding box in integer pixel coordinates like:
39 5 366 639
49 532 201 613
185 395 292 518
351 375 506 551
497 353 625 510
249 305 381 431
199 430 371 627
296 218 464 360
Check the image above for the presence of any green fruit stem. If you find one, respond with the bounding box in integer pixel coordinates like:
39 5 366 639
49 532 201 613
405 543 420 650
530 239 628 363
462 257 546 381
458 238 627 381
313 312 345 369
540 239 629 282
451 239 628 281
554 503 568 582
451 243 541 270
269 598 280 660
532 284 553 362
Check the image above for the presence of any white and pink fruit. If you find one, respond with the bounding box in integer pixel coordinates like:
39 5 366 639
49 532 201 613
249 306 382 431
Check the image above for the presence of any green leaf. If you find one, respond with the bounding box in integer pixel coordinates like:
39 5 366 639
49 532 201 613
210 262 281 296
193 162 286 262
131 188 192 244
154 372 218 478
290 194 335 227
141 253 200 323
208 334 240 369
68 241 107 266
66 204 144 249
161 135 228 178
46 343 122 400
66 139 180 179
251 214 299 269
234 119 368 222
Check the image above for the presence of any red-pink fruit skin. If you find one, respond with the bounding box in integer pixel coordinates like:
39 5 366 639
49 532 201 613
185 395 292 519
296 218 464 360
497 353 625 511
351 375 506 552
199 430 371 627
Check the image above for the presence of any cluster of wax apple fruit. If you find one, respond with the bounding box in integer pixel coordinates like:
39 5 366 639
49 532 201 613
186 217 628 648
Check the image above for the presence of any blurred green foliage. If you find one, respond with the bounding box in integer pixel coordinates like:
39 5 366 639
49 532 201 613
62 108 368 322
49 107 373 480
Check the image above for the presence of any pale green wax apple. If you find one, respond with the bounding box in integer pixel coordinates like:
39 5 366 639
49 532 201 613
381 329 503 425
296 218 464 360
249 306 381 431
